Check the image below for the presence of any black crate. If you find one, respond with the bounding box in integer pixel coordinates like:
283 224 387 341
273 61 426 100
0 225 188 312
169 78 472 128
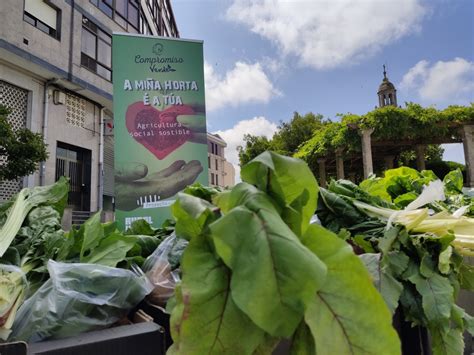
27 323 165 355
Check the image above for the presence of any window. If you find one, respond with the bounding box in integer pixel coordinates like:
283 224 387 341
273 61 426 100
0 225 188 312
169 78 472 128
211 173 215 185
208 156 210 168
215 174 219 186
81 17 112 81
215 159 218 170
23 0 60 39
90 0 140 31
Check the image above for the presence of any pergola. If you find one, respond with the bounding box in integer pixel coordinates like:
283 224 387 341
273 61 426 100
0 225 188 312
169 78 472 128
314 123 474 187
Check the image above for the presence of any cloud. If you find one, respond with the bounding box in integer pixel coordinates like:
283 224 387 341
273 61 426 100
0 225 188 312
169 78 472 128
214 116 278 180
226 0 425 70
400 58 474 104
205 61 281 111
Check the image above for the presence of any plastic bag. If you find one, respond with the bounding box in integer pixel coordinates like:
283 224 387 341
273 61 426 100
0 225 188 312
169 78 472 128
10 260 152 343
142 233 186 306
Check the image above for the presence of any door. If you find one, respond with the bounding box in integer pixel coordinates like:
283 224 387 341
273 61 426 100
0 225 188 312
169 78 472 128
55 142 91 211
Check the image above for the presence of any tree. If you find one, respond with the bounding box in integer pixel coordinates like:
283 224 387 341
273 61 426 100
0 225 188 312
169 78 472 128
0 105 48 181
238 112 326 166
238 134 272 166
272 112 325 155
399 144 444 166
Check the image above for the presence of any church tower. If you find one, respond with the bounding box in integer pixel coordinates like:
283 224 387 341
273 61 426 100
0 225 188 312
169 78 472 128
377 65 397 107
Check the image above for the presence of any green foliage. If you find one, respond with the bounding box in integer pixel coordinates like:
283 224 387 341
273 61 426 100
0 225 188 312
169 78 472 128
238 112 327 166
238 134 273 166
272 112 325 155
358 166 473 216
0 105 48 181
169 152 400 355
296 103 474 167
317 174 474 355
398 144 445 166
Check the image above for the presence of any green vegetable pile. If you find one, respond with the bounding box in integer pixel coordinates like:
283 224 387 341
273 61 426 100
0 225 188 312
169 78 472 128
0 178 172 340
317 166 474 355
167 152 401 354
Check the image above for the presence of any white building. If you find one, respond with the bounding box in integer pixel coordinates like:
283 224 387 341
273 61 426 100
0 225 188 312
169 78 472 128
207 133 235 188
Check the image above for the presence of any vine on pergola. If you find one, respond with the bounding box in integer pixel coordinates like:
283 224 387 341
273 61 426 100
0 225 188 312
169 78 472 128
294 103 474 171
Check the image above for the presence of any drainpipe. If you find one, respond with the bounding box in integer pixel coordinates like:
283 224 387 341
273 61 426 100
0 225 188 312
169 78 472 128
68 0 75 81
40 78 59 186
98 106 105 211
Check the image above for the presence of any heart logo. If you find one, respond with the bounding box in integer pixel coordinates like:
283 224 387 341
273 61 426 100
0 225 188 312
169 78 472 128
126 102 195 160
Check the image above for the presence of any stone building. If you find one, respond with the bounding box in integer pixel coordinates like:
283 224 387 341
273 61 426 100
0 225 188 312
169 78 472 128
377 65 397 108
0 0 179 223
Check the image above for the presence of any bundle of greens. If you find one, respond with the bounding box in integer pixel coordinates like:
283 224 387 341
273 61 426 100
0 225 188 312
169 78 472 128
317 173 474 355
167 152 401 355
0 179 168 339
360 167 473 215
10 260 152 342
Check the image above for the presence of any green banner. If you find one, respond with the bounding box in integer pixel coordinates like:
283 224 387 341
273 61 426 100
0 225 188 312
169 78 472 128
112 34 208 230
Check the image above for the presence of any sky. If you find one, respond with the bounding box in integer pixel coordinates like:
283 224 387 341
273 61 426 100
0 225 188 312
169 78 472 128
172 0 474 178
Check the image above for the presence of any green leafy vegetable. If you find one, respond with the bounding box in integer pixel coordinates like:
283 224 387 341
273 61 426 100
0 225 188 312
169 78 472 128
0 177 68 257
317 170 474 355
169 152 400 354
302 225 401 355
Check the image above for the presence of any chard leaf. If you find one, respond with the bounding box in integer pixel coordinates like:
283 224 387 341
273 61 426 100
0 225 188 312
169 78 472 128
252 335 281 355
408 272 453 324
318 188 365 226
359 253 403 314
451 304 474 335
420 254 436 278
359 176 392 202
430 326 464 355
124 218 155 235
80 232 136 267
302 224 401 355
443 169 464 194
172 193 217 240
459 263 474 291
210 206 326 337
383 250 410 277
399 284 426 326
169 234 264 355
438 246 452 274
393 192 418 208
290 321 315 355
241 151 318 236
379 226 401 254
213 183 279 215
80 212 103 259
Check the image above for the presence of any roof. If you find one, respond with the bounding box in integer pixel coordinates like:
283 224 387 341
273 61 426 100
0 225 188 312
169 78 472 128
378 77 396 93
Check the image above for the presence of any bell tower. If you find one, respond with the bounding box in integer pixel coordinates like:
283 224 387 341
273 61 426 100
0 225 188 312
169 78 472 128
377 65 397 107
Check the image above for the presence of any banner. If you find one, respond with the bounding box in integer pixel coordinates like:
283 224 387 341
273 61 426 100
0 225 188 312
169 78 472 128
112 34 208 230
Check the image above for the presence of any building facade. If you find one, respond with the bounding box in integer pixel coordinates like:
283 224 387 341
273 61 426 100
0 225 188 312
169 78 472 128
0 0 178 222
207 133 235 188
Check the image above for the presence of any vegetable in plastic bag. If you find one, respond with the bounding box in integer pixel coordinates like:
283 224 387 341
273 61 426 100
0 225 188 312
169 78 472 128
142 233 186 306
10 260 152 342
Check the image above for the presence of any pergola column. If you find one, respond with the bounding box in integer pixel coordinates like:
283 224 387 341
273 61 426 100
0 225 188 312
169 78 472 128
336 150 344 180
415 145 426 171
384 155 395 170
317 158 327 188
462 125 474 187
360 129 374 178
